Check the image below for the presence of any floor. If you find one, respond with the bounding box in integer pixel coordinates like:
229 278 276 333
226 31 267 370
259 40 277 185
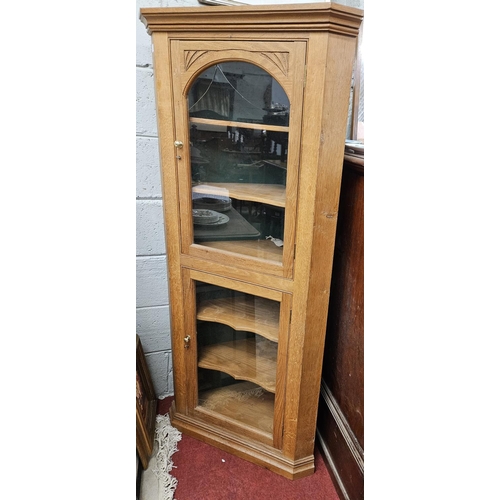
141 396 341 500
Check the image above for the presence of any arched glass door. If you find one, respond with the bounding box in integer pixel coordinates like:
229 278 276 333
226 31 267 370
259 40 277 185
188 62 290 266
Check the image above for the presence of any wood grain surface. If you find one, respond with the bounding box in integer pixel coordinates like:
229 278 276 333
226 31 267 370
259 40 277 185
194 183 286 208
198 381 274 434
198 338 277 393
197 296 280 342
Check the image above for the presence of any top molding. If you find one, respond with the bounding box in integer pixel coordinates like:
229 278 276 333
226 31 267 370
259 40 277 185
140 2 363 37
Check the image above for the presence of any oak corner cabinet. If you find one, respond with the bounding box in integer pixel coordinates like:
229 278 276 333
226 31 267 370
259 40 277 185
140 2 363 480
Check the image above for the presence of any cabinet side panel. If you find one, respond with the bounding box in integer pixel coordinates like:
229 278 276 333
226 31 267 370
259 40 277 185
284 32 358 460
282 31 329 459
295 32 358 459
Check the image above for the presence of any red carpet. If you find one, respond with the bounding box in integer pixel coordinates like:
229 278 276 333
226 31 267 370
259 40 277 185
157 397 340 500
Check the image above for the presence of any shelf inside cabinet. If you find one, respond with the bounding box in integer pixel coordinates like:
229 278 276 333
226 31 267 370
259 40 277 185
197 381 274 435
190 117 289 133
197 296 280 342
198 338 277 393
193 206 261 242
192 183 286 208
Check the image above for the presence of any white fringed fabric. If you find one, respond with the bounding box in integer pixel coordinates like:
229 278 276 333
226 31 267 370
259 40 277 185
151 414 182 500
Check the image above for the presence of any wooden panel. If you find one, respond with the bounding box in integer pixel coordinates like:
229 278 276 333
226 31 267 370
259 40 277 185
170 401 315 480
170 38 194 260
175 40 297 97
136 335 157 469
322 159 364 446
193 404 273 448
198 338 277 393
182 267 199 412
199 239 283 264
189 268 282 302
273 292 292 450
281 40 306 278
283 31 358 460
317 393 363 500
181 253 293 293
150 32 189 414
188 242 285 278
197 296 280 342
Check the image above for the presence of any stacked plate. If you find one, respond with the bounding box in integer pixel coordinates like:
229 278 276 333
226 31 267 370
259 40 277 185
192 209 229 226
192 196 232 212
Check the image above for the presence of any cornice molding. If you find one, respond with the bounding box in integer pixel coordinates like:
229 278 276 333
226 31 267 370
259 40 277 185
140 3 363 37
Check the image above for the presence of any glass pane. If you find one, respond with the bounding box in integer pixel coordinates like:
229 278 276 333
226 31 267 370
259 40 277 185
189 62 289 264
195 280 279 435
189 62 289 126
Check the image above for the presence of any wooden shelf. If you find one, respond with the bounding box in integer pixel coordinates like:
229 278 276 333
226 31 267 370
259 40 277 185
198 381 274 435
198 338 277 393
193 206 260 242
192 182 286 207
190 117 289 133
197 296 280 342
199 239 283 263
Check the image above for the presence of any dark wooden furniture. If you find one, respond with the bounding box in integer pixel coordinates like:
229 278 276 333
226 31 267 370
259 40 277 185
136 334 158 470
317 153 364 500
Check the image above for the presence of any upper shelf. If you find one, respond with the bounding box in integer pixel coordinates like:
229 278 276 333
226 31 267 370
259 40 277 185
197 296 280 342
192 183 286 208
190 117 289 133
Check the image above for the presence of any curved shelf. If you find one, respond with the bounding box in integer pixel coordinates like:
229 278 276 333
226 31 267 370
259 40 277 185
198 338 277 393
197 296 280 342
192 182 286 208
198 381 274 435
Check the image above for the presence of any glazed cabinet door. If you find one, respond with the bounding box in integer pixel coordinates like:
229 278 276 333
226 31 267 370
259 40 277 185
180 268 291 449
170 40 306 279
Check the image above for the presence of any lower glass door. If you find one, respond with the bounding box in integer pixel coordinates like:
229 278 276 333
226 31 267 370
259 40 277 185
194 279 281 438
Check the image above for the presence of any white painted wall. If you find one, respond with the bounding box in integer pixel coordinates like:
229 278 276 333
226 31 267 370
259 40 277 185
136 0 173 399
136 0 363 398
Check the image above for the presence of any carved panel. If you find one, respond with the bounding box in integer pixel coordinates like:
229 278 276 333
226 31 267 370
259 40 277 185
260 52 289 77
184 49 289 76
185 50 209 71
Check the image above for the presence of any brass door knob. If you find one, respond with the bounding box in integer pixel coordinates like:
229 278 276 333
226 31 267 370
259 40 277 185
174 140 184 149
